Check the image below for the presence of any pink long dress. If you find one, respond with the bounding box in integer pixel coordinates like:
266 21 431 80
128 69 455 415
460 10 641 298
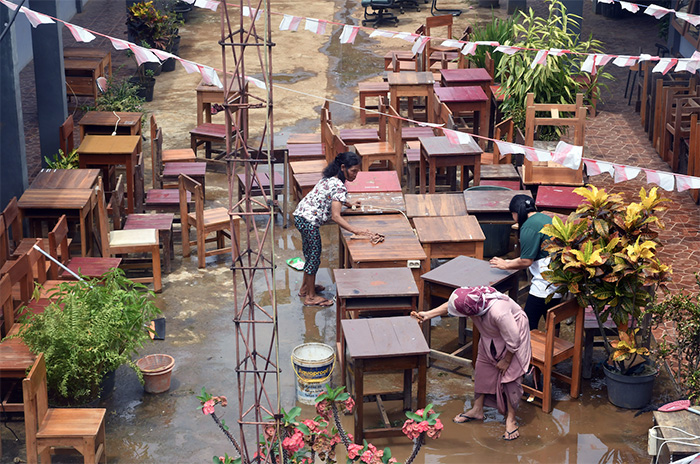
449 297 531 414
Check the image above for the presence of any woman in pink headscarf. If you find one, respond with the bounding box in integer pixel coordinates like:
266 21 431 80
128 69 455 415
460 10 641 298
415 286 531 441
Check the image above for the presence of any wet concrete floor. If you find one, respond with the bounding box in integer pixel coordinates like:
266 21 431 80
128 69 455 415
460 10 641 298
4 0 699 462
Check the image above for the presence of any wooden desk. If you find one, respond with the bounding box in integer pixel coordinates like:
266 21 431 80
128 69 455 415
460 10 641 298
405 193 467 218
413 216 485 273
653 410 700 464
64 57 102 100
339 214 426 287
0 340 37 412
334 268 419 391
440 68 493 95
196 79 245 126
77 135 140 213
463 189 532 222
64 47 111 78
79 111 143 152
292 172 323 201
342 316 428 443
419 136 482 194
342 192 405 215
17 189 96 257
29 169 100 190
420 255 521 366
535 185 580 215
387 71 435 121
346 171 402 193
434 86 490 143
479 164 520 181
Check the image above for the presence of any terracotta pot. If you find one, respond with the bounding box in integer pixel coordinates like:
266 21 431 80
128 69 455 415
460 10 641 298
136 354 175 394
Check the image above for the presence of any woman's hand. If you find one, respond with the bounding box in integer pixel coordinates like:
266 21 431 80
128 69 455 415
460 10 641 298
496 352 514 374
354 228 372 236
410 311 431 326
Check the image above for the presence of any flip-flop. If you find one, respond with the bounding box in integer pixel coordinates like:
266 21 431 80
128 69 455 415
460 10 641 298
453 413 482 423
502 427 519 441
303 297 333 307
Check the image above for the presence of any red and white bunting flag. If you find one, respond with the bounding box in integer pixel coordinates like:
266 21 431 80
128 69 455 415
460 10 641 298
418 121 444 129
639 53 653 62
548 48 569 56
177 58 200 74
645 170 675 191
444 129 475 146
597 0 613 3
129 44 160 65
494 45 519 55
524 147 552 162
441 39 463 49
245 75 267 89
675 58 700 73
65 24 96 43
531 49 548 69
495 141 525 155
395 32 417 42
461 42 477 55
242 6 261 20
581 54 611 74
182 0 195 3
193 0 219 11
305 18 327 35
412 36 429 55
644 4 672 18
340 25 359 44
676 174 700 191
20 6 55 27
613 165 641 183
653 58 677 74
552 141 583 170
475 41 499 46
583 159 614 176
613 55 638 67
369 29 394 39
0 0 17 10
279 14 301 31
109 37 130 51
620 1 640 13
597 55 613 66
151 49 176 61
198 65 222 88
676 11 700 26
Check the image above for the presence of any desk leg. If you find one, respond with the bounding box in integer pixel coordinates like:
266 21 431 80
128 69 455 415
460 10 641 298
403 367 412 410
419 153 426 194
429 159 436 194
417 355 427 410
354 359 364 444
126 161 135 214
79 210 88 257
582 329 594 380
473 160 481 187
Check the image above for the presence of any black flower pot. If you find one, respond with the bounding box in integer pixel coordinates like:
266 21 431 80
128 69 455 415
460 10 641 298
143 61 162 77
161 36 181 73
129 76 156 102
171 1 193 22
603 362 657 409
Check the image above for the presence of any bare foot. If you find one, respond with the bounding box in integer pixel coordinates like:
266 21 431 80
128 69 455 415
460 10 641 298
298 285 326 297
503 420 519 441
303 296 333 307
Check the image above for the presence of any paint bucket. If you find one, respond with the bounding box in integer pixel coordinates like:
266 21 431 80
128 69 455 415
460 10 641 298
291 343 335 405
136 354 175 394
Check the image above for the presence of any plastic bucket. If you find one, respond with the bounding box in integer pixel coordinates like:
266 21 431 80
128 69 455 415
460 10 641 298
136 354 175 394
465 185 513 257
291 343 335 405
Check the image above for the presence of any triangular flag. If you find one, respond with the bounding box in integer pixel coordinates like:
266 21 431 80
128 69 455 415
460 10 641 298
474 41 499 46
279 14 301 31
613 165 641 183
198 65 223 88
441 39 463 49
65 24 96 43
620 1 639 13
597 0 613 3
128 44 160 65
645 170 675 191
412 36 429 55
552 141 583 170
21 6 55 27
245 75 267 89
369 29 394 38
653 58 677 74
241 6 261 19
494 45 519 55
524 147 552 163
531 50 548 69
193 0 219 11
0 0 17 11
495 141 526 156
583 159 614 176
639 53 653 61
339 25 359 44
644 4 672 18
109 37 131 51
675 11 700 26
613 55 638 67
548 48 569 56
395 32 416 42
151 48 176 61
305 18 327 35
675 59 700 73
177 58 200 74
444 128 475 146
461 42 477 56
675 174 700 191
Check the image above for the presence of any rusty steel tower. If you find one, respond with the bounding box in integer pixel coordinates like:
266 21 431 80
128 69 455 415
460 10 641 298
219 0 279 461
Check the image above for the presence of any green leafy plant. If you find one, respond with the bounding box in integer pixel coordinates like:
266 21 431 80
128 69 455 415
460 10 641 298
469 12 516 74
647 274 700 401
87 73 145 113
496 0 612 137
541 186 672 375
44 148 79 169
13 268 161 404
127 1 182 50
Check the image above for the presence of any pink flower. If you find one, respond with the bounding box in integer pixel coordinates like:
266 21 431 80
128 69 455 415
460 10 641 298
282 431 305 453
344 397 355 413
416 421 430 433
347 443 363 460
218 457 225 464
303 419 320 433
388 459 398 464
202 399 216 415
415 409 424 416
360 450 373 463
316 399 331 419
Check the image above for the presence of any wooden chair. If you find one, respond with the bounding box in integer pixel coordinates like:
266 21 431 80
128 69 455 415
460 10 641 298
424 15 459 71
96 179 162 293
2 197 30 257
688 114 700 204
481 117 514 165
150 115 195 180
323 101 380 148
153 127 206 191
358 80 390 125
653 77 698 155
0 215 9 270
59 114 74 155
23 353 106 464
179 174 241 269
353 99 401 175
140 153 192 215
1 273 15 337
523 298 584 414
662 97 700 172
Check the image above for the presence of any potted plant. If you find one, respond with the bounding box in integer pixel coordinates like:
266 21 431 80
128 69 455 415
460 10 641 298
126 1 182 58
12 268 161 405
44 148 79 169
88 72 146 113
541 185 672 408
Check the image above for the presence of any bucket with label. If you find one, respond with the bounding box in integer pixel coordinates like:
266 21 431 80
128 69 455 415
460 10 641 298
291 343 335 405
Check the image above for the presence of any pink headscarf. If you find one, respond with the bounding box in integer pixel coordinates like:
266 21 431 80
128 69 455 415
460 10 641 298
447 286 509 317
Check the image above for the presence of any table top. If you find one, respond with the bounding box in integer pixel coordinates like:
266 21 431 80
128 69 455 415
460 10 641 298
18 188 95 210
124 213 175 230
387 71 435 86
346 171 402 193
419 136 482 156
196 78 242 94
343 192 406 215
342 316 429 358
79 111 142 128
29 169 100 190
162 162 207 176
434 86 488 103
0 341 36 377
535 185 581 210
63 57 102 71
480 164 520 179
463 189 532 214
405 193 467 217
413 215 485 243
77 135 140 155
294 172 324 187
63 47 110 59
290 160 327 175
421 255 519 289
341 215 427 262
440 68 492 84
334 268 419 299
653 410 700 454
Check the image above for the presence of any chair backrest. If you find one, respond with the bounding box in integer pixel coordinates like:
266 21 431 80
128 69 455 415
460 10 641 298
150 114 158 162
1 273 14 337
153 128 164 189
109 175 126 230
26 240 48 286
5 247 36 304
0 214 9 270
690 113 700 203
2 197 24 251
332 131 349 158
321 110 334 165
23 352 50 464
386 103 403 155
59 115 74 155
47 215 71 280
425 15 453 69
493 117 514 164
179 174 205 227
133 154 145 213
95 179 112 257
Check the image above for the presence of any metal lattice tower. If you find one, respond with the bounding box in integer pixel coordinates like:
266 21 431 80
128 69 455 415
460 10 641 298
220 0 279 461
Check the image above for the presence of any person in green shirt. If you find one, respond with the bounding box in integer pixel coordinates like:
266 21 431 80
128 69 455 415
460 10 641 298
490 195 561 330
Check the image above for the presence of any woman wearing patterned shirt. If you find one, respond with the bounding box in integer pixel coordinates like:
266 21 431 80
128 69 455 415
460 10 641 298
293 152 373 306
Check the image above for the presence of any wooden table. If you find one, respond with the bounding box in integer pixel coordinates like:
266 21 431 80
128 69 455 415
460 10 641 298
292 172 323 201
440 68 493 95
346 171 402 193
28 169 100 190
64 47 111 79
0 340 37 412
64 57 102 100
535 185 580 215
339 214 426 287
653 410 700 464
463 189 532 222
334 268 419 389
420 255 521 366
77 135 140 213
405 193 467 218
419 136 482 194
342 316 428 443
434 86 490 144
479 164 520 181
387 71 435 121
17 189 96 257
413 215 485 273
342 192 405 215
78 111 143 152
196 79 244 126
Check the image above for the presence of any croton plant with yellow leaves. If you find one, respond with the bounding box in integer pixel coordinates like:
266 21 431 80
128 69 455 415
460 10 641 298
541 186 672 374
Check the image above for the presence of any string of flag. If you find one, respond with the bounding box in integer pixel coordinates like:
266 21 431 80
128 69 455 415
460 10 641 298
2 0 700 193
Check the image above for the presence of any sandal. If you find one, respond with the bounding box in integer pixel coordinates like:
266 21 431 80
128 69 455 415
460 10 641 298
453 413 483 423
303 296 333 307
502 427 519 441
